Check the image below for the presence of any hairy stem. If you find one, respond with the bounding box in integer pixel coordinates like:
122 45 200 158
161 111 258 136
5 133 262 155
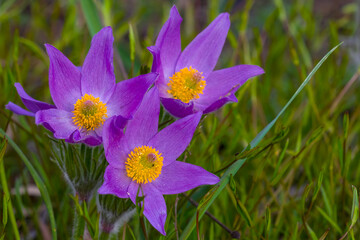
72 204 85 240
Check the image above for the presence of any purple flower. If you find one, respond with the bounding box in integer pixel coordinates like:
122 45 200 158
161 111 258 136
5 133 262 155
149 6 264 118
7 27 157 146
98 87 219 235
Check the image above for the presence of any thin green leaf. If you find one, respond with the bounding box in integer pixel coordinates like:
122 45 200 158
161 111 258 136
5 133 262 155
19 37 48 64
306 127 324 146
83 202 95 237
0 138 20 240
271 138 289 182
235 198 253 227
302 183 313 213
229 174 236 194
291 223 299 240
351 185 359 226
69 194 83 216
251 43 341 148
315 206 342 234
94 213 100 240
343 112 349 139
305 223 318 240
312 170 324 204
266 205 271 232
129 23 135 78
129 23 135 62
197 185 219 211
0 129 57 240
318 228 330 240
2 194 8 226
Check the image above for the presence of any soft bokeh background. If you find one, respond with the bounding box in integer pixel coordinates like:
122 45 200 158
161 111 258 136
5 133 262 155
1 0 360 239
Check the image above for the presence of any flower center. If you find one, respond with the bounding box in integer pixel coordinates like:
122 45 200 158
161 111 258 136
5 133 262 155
167 66 206 103
125 146 163 184
72 94 108 131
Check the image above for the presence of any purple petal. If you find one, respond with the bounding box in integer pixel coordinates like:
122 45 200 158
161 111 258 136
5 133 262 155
35 109 77 139
160 97 196 118
175 13 230 77
66 129 102 146
148 112 202 166
106 73 158 119
13 83 55 113
153 161 219 194
82 136 102 146
45 44 82 111
155 5 182 82
65 130 81 144
125 87 160 149
81 26 115 103
6 101 55 132
195 65 264 110
148 46 171 98
102 116 130 169
128 182 167 235
6 102 35 117
96 114 128 138
203 91 238 114
7 101 56 132
98 166 132 198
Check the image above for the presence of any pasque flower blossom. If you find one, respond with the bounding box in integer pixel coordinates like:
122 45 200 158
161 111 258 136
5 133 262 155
149 6 265 118
6 27 157 146
98 87 219 235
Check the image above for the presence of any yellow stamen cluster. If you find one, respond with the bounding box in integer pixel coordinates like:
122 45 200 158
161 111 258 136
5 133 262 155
72 94 108 131
167 66 206 103
125 146 163 184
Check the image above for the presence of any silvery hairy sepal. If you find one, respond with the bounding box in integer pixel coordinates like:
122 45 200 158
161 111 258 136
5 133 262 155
97 194 135 235
51 139 107 201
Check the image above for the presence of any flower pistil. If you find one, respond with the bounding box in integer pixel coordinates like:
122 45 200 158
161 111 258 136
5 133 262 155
125 146 163 184
72 94 108 131
167 66 206 103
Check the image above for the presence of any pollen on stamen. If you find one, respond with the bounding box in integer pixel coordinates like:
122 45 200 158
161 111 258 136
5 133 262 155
72 94 108 131
125 146 163 184
167 66 206 103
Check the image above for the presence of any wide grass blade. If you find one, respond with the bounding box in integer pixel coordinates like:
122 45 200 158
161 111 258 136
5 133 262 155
0 129 57 240
179 43 342 240
80 0 102 37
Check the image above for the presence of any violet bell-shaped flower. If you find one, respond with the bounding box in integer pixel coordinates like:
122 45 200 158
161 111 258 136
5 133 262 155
149 5 265 118
98 87 219 235
7 26 157 146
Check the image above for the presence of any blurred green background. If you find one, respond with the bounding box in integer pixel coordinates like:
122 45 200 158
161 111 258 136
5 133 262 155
1 0 360 239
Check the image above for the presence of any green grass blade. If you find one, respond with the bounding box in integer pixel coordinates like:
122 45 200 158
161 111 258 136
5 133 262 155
79 0 129 79
0 139 20 240
315 206 342 234
80 0 102 37
250 43 341 148
318 229 330 240
2 194 8 226
305 223 318 240
0 129 57 240
179 43 342 240
351 185 359 226
235 198 253 227
129 23 135 78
